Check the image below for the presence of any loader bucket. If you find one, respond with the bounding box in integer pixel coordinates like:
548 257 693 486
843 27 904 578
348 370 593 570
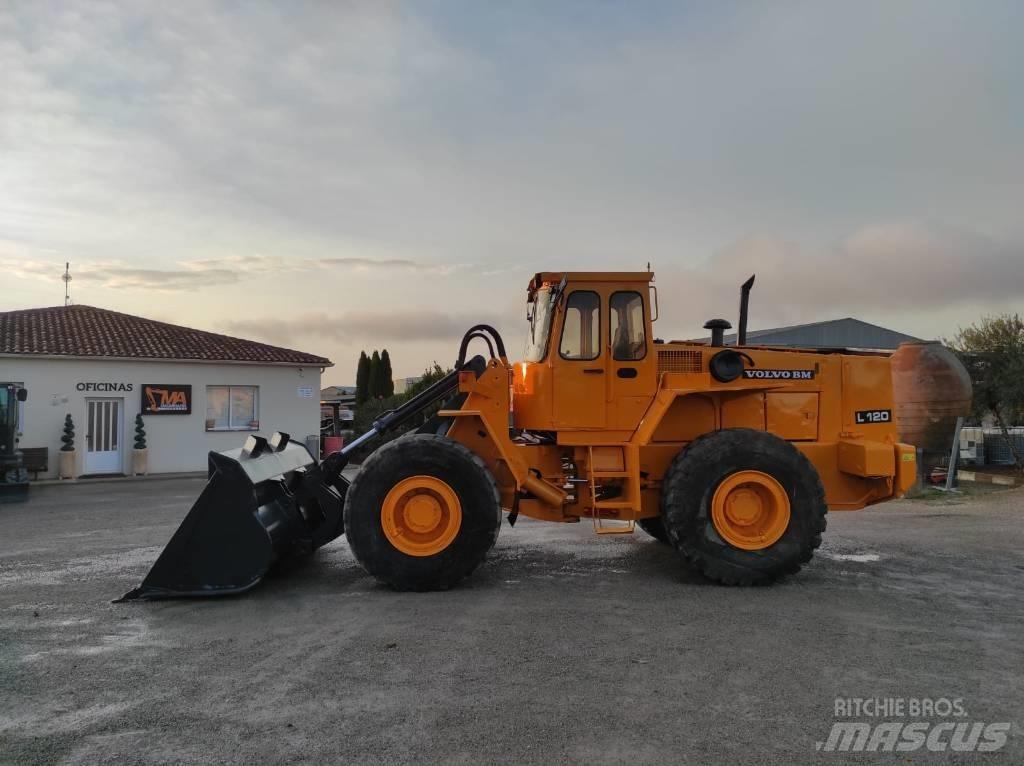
118 433 347 601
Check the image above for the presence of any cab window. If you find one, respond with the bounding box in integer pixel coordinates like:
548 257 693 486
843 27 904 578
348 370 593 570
610 291 646 361
559 291 600 360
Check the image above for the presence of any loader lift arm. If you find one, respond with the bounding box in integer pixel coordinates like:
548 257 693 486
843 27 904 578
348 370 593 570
320 323 503 480
329 323 504 467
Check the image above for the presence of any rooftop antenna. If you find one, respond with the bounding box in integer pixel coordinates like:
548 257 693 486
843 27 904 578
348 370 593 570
62 262 72 306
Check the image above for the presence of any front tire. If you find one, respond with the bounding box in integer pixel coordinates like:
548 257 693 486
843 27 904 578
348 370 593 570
344 434 501 591
661 429 827 585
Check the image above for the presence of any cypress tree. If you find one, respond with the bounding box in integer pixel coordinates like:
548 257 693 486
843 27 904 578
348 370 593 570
368 350 382 399
355 351 370 403
380 349 394 398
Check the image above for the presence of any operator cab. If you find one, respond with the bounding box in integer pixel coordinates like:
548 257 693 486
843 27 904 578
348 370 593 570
515 272 657 434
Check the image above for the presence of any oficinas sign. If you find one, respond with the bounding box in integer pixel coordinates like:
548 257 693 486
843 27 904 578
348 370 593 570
141 384 192 415
76 382 134 392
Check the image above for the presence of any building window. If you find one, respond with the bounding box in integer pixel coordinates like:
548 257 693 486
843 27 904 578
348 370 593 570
559 291 601 360
610 291 647 360
206 386 259 431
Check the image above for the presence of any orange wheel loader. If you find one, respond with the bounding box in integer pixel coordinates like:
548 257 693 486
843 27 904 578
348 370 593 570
119 272 916 600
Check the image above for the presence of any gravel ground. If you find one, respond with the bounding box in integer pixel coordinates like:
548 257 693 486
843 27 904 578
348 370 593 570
1 477 1022 764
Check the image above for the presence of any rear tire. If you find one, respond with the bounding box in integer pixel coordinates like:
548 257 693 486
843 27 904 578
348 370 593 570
344 434 501 591
661 428 827 585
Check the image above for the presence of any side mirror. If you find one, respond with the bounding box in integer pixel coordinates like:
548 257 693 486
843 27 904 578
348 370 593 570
16 388 27 402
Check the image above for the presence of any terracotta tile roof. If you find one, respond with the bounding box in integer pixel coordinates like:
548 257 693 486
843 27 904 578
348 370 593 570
0 305 332 366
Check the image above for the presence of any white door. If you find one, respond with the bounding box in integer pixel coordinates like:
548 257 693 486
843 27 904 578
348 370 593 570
85 398 123 474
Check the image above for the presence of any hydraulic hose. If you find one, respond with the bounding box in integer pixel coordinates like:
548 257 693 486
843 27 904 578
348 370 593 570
457 324 507 368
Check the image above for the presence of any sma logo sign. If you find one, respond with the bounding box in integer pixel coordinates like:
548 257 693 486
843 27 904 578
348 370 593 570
142 384 192 415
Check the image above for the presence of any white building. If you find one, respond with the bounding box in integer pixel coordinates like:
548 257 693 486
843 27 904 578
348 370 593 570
393 376 422 395
0 305 332 478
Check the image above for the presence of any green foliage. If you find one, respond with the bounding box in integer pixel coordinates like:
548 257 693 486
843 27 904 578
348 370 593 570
350 393 402 441
134 413 147 450
355 351 370 404
60 414 75 452
949 313 1024 470
354 348 398 402
347 361 453 462
368 350 381 400
404 362 447 397
380 349 394 398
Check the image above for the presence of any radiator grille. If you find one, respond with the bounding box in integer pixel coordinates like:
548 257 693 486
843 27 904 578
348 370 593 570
658 349 703 374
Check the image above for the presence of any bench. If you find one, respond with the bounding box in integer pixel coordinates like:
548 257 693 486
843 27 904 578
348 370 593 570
20 447 49 479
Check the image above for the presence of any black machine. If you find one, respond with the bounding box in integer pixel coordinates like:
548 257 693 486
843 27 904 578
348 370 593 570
1 383 29 503
118 334 498 601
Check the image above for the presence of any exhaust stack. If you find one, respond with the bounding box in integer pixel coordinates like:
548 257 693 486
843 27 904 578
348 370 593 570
738 275 755 346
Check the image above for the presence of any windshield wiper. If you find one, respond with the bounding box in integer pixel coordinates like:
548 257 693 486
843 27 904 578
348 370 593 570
549 274 568 310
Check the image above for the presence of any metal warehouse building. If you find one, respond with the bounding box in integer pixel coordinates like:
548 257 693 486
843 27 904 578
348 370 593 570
700 317 920 350
0 305 332 479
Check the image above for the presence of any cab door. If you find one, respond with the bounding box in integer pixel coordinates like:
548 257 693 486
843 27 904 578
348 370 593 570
608 290 657 431
552 290 606 429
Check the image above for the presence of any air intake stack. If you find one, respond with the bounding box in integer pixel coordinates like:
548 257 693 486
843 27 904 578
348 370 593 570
704 319 732 347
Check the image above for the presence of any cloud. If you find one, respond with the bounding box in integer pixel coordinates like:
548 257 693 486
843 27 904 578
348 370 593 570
3 2 1020 272
221 309 501 347
320 257 421 269
654 222 1024 335
88 266 240 290
1 1 1022 378
0 253 460 292
717 223 1022 310
225 221 1024 347
318 257 468 274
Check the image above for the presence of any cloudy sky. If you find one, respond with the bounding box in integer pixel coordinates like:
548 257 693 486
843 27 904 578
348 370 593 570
2 1 1021 384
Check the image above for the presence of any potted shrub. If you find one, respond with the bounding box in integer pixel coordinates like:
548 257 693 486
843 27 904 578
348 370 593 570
132 413 148 476
59 413 76 480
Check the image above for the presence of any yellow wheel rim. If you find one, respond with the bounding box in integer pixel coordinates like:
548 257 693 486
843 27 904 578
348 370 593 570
381 475 462 557
710 470 791 551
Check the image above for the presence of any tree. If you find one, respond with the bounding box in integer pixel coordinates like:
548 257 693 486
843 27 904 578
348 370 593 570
355 351 370 404
60 414 75 452
380 349 395 398
134 414 147 450
368 350 382 399
346 362 453 462
404 362 448 397
949 314 1024 471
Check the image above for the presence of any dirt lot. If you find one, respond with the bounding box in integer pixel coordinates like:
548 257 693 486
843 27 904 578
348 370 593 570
2 478 1022 764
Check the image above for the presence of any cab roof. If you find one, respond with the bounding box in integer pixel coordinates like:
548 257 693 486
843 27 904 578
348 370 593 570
529 272 654 291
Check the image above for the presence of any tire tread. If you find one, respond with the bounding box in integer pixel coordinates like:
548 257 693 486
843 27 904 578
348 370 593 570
661 428 827 586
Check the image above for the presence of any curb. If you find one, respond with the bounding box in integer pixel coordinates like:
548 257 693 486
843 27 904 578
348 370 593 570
33 464 361 488
958 470 1021 488
33 472 207 487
